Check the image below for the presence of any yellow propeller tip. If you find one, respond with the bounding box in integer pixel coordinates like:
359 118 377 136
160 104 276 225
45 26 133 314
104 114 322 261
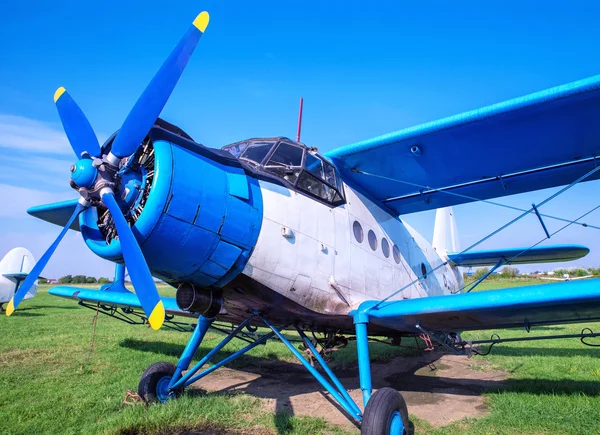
54 87 66 103
148 300 165 330
5 298 15 316
193 11 210 32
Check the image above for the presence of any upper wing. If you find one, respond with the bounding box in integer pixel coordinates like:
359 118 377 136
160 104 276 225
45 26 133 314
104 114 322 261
447 244 589 267
326 75 600 215
27 199 80 231
361 278 600 332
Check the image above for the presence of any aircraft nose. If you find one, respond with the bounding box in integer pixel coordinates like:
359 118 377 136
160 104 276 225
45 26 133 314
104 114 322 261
80 130 263 288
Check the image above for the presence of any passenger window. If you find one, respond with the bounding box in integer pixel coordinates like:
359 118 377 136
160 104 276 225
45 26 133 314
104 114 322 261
240 141 274 165
393 245 401 264
381 238 390 258
264 143 304 183
353 221 364 243
368 230 377 251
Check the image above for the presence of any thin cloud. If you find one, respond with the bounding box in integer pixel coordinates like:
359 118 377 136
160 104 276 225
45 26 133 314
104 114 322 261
0 184 72 217
0 114 73 155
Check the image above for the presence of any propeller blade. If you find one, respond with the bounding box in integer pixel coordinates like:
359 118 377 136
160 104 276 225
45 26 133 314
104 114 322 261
6 201 87 316
109 11 209 159
54 87 101 158
101 190 164 330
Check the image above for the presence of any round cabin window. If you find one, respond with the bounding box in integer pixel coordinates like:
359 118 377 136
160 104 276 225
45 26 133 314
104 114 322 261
393 245 401 264
421 262 428 279
381 238 390 258
368 230 378 251
353 221 364 243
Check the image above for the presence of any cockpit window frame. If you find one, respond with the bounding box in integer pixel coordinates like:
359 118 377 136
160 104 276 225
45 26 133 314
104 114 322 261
221 137 346 207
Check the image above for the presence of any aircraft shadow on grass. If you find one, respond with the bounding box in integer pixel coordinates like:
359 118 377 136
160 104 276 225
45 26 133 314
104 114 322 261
121 338 600 434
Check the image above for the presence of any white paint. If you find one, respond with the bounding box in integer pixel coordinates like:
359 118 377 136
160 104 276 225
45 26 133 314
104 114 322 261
0 247 37 305
245 180 462 315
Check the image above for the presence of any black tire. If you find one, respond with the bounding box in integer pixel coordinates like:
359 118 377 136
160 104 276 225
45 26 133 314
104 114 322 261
138 362 181 404
361 387 410 435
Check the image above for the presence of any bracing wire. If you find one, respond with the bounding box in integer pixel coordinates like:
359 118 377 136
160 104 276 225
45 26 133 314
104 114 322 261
361 163 600 310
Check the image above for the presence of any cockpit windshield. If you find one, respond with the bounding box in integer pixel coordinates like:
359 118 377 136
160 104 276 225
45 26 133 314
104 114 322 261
222 138 345 206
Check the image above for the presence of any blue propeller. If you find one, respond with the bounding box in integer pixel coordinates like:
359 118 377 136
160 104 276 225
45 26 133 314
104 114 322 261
109 11 209 159
6 11 210 330
5 201 87 316
54 87 101 158
101 190 164 330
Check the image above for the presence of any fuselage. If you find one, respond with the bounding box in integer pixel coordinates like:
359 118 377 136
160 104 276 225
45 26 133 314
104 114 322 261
79 126 463 334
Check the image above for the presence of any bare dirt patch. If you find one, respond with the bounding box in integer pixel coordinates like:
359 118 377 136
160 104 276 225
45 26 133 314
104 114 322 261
188 351 508 430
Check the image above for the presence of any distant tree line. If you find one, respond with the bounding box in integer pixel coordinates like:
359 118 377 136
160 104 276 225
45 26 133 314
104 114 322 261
53 275 112 284
464 266 600 281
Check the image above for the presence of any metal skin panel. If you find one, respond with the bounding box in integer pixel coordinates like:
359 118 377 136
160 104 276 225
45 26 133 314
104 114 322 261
245 178 459 317
326 74 600 215
80 137 263 288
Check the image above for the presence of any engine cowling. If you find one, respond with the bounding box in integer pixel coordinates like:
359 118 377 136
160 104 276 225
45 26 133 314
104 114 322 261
80 126 263 289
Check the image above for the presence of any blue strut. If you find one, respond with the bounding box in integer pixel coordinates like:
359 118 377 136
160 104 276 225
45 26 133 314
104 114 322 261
163 312 366 424
354 311 373 407
262 317 362 421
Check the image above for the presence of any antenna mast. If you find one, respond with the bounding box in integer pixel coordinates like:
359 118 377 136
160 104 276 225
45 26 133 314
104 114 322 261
296 97 304 143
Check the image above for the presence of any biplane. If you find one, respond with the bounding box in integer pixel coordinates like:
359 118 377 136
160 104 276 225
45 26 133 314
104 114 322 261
8 10 600 434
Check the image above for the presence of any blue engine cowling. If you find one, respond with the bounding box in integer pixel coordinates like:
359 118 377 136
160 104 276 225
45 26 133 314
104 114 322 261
79 127 263 288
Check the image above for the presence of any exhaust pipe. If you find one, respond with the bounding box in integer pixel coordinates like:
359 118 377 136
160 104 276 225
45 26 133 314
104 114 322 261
176 283 222 318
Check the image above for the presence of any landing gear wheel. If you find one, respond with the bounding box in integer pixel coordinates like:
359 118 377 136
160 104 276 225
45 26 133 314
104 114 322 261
361 388 410 435
138 362 182 404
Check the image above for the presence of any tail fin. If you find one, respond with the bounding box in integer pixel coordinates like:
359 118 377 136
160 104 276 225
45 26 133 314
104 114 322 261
0 248 38 305
432 207 460 257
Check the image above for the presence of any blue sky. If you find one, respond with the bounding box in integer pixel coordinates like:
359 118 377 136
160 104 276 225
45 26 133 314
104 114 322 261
2 1 600 278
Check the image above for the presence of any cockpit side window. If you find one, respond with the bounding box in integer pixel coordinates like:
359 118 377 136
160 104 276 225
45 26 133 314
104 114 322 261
298 152 344 205
222 141 249 158
263 142 304 184
239 141 275 165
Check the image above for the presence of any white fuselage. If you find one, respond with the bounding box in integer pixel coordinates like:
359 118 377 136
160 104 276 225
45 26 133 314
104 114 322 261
244 180 463 316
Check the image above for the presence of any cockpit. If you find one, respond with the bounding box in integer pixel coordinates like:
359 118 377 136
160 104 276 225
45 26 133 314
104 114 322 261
222 138 345 206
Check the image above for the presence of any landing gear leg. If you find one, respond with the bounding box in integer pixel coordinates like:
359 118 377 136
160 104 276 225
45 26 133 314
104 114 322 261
355 315 410 434
138 315 214 403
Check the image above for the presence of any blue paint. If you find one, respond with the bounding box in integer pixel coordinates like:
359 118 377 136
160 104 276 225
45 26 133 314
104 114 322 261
27 199 81 231
262 318 362 421
354 320 372 407
169 315 213 389
227 170 250 200
447 244 589 267
388 410 404 434
531 203 550 239
49 286 184 314
171 316 255 390
296 328 362 418
357 277 600 332
184 331 277 386
109 21 206 159
54 89 101 159
70 158 97 189
326 74 600 214
79 129 264 288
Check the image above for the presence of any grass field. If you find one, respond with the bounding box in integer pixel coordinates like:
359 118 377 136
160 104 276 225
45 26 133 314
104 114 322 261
1 279 600 434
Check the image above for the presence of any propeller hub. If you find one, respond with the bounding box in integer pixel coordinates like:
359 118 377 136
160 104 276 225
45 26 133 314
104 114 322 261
70 158 98 189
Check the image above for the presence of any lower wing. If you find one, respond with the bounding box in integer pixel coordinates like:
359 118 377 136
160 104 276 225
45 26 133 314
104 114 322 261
359 279 600 332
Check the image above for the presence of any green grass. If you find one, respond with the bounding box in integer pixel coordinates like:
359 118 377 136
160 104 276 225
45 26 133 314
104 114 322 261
1 281 600 434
